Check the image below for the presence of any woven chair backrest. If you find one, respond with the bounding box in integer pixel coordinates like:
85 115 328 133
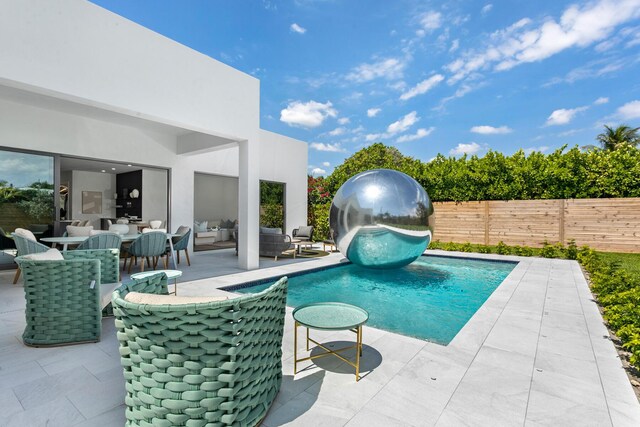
76 232 123 251
112 276 287 426
13 234 49 256
63 248 120 284
128 231 167 257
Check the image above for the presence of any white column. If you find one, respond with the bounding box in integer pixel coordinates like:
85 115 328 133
238 139 260 269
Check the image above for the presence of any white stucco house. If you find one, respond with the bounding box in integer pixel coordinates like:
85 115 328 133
0 0 308 269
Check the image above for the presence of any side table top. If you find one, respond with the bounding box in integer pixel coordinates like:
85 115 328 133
293 302 369 330
130 270 182 280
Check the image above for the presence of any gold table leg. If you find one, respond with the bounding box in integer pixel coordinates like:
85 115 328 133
293 323 364 382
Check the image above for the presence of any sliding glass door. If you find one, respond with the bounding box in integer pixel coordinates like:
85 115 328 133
0 149 55 267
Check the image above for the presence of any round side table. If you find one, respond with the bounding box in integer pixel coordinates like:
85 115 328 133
292 302 369 381
130 269 182 295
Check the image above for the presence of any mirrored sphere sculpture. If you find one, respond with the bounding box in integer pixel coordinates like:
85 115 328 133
329 169 435 269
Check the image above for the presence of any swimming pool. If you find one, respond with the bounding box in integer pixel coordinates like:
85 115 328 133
231 255 516 344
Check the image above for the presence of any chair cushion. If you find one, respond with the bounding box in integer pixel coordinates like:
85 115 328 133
101 282 121 309
21 248 64 261
67 225 94 237
124 292 228 305
109 224 130 235
296 226 313 238
14 228 37 241
142 228 166 233
194 221 208 232
260 227 282 234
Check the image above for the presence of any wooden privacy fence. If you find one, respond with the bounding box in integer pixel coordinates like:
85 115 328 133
432 198 640 253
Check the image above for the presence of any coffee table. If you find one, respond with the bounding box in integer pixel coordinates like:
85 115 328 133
130 269 182 295
293 302 369 381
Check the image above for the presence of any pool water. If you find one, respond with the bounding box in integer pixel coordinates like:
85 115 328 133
234 256 516 345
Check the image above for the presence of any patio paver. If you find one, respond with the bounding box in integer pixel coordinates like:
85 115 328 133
0 248 639 426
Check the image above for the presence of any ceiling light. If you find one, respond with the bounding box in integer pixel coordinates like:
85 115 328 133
111 167 116 170
101 169 106 173
127 164 132 167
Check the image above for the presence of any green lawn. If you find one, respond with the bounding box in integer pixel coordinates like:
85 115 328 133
596 252 640 279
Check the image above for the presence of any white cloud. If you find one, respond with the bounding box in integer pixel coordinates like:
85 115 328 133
311 167 326 176
543 57 629 87
346 57 407 83
387 111 419 135
449 142 482 156
616 100 640 119
280 100 337 128
418 11 442 32
396 127 435 143
470 125 513 134
328 127 346 136
450 39 460 52
338 117 350 125
523 146 550 154
400 74 445 101
594 97 609 105
545 106 588 126
365 133 383 142
367 108 381 117
481 4 493 15
322 161 331 167
290 23 306 34
309 142 346 152
446 0 640 83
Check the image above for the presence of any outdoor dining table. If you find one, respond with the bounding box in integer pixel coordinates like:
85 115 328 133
41 233 180 269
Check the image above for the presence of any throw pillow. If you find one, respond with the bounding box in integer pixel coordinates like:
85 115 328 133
22 249 64 261
14 228 37 241
66 225 94 237
194 220 208 232
297 226 313 239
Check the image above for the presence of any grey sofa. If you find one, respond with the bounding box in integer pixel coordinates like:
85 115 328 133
235 227 294 260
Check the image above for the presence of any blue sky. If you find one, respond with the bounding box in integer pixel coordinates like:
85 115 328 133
91 0 640 176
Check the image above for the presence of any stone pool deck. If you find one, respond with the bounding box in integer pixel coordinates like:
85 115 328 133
1 249 639 426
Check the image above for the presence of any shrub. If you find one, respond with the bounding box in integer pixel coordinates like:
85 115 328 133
495 241 510 255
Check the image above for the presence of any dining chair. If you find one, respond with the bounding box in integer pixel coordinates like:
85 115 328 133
76 232 123 250
170 226 191 266
123 231 168 273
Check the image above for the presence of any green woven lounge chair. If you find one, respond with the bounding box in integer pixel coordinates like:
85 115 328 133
12 231 49 284
112 275 288 427
15 248 121 346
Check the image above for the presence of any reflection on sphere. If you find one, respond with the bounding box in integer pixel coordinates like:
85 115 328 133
329 169 435 269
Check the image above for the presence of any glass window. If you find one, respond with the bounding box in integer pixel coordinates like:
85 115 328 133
0 150 55 267
260 181 285 230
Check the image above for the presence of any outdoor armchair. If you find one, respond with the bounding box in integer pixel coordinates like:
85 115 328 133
15 248 120 346
12 229 49 284
292 225 314 242
112 275 288 427
259 229 295 260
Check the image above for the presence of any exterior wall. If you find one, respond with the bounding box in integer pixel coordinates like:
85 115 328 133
258 130 308 235
433 198 640 253
0 0 259 139
0 0 308 268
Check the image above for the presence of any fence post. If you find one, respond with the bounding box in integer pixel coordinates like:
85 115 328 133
484 200 490 246
559 199 565 245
